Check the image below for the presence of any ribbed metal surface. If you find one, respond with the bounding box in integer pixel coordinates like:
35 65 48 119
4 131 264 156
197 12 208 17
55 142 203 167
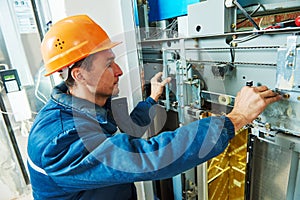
250 138 292 200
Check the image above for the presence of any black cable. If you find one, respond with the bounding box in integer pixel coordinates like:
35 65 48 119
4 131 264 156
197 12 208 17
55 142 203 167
230 47 235 64
233 0 260 30
237 3 265 26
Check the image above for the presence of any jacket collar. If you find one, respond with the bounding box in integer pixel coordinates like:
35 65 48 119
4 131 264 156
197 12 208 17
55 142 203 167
51 82 109 124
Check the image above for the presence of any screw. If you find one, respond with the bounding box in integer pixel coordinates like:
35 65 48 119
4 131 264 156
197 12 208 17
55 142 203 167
265 123 271 130
283 93 290 99
246 80 253 87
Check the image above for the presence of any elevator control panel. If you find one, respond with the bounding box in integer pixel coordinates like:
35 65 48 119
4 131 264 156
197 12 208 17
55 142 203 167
0 69 21 93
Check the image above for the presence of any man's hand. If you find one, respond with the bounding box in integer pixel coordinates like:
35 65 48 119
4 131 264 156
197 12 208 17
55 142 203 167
227 85 282 131
150 72 171 102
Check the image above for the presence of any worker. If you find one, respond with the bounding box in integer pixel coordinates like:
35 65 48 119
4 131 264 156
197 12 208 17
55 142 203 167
27 14 281 200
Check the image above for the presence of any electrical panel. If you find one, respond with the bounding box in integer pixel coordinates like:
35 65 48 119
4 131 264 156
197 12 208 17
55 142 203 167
140 13 300 200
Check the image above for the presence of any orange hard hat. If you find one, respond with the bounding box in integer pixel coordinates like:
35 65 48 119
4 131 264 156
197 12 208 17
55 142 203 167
41 15 121 76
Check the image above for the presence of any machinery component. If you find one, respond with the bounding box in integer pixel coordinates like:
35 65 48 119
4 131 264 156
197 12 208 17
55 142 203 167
140 8 300 198
276 36 299 92
258 35 300 136
258 97 300 136
265 16 300 30
233 0 260 30
211 63 234 79
187 0 236 36
246 132 300 200
147 0 199 22
218 95 232 106
246 80 253 87
201 90 235 107
296 16 300 27
0 69 21 93
184 106 207 122
225 0 235 8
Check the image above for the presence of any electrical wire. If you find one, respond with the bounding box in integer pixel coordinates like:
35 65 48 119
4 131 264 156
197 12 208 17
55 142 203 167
21 119 32 137
230 47 235 64
148 19 178 39
227 31 264 65
0 105 38 117
0 108 14 115
237 3 266 26
227 33 261 65
230 33 261 45
233 0 260 30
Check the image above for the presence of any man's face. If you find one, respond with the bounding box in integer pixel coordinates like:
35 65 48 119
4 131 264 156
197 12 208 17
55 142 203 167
81 49 123 98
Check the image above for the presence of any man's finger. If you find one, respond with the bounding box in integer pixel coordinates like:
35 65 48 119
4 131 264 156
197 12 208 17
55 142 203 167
254 85 268 92
260 89 280 98
154 72 163 80
265 95 282 104
161 77 171 86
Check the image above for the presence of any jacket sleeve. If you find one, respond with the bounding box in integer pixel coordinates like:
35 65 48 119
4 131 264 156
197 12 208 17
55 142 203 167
129 96 157 126
113 97 158 137
42 115 235 192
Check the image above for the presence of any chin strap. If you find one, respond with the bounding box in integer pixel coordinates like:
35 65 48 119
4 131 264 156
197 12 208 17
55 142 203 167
59 63 74 81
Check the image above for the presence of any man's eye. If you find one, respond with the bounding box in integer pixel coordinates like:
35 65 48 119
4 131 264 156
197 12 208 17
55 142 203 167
107 61 115 68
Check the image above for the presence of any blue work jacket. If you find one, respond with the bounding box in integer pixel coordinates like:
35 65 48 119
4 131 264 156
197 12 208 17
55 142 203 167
27 82 235 200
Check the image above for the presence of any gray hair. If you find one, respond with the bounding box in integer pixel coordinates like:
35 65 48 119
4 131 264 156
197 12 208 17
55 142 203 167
63 54 95 88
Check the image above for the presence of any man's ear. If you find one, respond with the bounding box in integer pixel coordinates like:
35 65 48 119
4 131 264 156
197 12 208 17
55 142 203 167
71 68 85 83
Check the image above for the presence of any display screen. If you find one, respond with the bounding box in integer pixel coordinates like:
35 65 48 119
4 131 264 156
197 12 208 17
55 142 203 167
3 74 15 81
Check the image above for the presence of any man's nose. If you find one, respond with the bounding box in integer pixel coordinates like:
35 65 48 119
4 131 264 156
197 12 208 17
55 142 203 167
113 62 123 77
